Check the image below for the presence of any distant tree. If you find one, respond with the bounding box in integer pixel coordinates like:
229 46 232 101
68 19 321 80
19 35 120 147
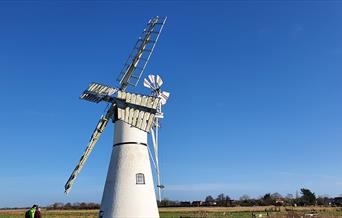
300 188 316 205
271 192 282 199
217 193 225 201
159 199 174 207
238 195 257 206
225 196 233 207
51 203 64 209
205 195 214 203
79 202 87 209
88 202 100 209
284 194 295 206
262 193 274 205
47 202 99 210
216 193 225 206
316 196 331 206
239 194 250 201
65 203 72 209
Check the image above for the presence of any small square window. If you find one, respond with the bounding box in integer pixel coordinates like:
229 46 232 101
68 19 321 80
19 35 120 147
136 173 145 184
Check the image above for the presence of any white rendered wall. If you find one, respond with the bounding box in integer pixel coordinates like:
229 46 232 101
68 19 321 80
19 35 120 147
99 120 159 218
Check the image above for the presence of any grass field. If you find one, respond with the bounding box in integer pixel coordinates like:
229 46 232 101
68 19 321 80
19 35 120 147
1 206 342 218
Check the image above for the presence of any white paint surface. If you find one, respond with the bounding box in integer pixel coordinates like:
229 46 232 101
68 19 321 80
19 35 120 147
99 120 159 218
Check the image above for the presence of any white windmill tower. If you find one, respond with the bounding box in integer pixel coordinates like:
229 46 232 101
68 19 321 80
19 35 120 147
64 16 169 218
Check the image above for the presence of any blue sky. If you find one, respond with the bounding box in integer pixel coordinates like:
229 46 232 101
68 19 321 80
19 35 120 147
1 1 342 208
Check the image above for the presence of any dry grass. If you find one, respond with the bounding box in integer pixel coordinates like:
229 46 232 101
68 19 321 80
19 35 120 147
0 207 342 218
0 209 98 218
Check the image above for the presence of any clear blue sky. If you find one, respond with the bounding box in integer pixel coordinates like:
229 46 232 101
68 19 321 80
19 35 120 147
1 1 342 208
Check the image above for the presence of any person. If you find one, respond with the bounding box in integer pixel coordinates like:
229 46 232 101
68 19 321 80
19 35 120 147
34 205 42 218
25 205 36 218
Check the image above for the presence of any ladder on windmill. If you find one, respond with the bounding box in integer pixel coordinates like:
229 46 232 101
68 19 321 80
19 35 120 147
117 17 167 90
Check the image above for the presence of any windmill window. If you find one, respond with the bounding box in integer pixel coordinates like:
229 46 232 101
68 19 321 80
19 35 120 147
136 173 145 184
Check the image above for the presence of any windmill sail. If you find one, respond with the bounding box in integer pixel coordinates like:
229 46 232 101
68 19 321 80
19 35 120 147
116 91 159 132
117 17 167 91
64 109 112 194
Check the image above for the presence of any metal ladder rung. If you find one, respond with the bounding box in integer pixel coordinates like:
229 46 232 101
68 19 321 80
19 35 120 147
133 47 153 53
128 81 138 86
130 75 139 79
151 21 165 25
139 38 157 43
140 37 157 43
144 29 159 34
134 66 143 70
133 46 148 51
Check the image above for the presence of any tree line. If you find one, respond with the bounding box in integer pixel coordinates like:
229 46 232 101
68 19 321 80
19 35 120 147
159 188 342 207
46 202 100 210
26 188 341 210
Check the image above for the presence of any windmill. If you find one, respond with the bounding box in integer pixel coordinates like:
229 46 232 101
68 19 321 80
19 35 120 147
64 16 168 218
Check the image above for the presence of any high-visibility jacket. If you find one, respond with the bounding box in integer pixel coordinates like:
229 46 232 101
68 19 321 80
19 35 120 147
29 208 36 218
